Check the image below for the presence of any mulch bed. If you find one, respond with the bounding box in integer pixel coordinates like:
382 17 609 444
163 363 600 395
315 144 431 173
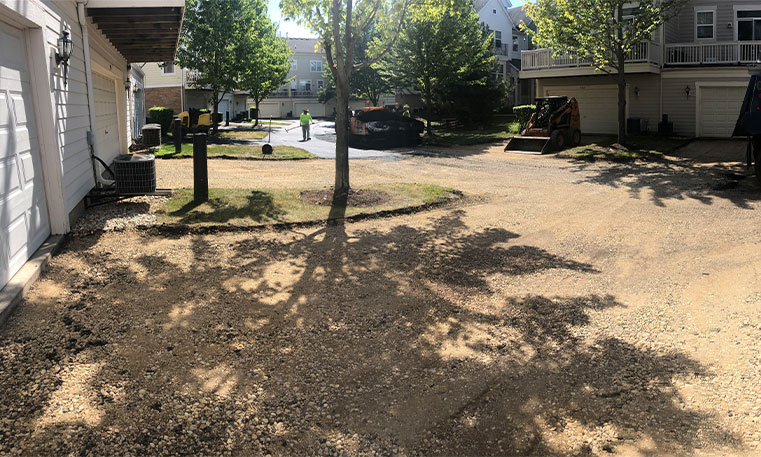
299 188 391 207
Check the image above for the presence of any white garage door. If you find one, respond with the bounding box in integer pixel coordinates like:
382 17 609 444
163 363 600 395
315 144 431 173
699 85 745 138
0 20 50 290
293 102 325 117
545 85 618 134
93 72 120 163
258 102 281 118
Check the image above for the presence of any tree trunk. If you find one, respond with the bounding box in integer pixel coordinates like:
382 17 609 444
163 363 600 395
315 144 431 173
255 99 260 127
334 81 350 194
617 52 626 146
424 78 433 137
212 97 219 135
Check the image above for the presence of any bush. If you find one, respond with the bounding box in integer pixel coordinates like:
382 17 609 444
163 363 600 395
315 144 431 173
513 105 536 131
148 107 174 135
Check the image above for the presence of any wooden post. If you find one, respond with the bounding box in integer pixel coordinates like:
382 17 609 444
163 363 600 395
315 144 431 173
173 117 182 154
193 133 208 203
225 111 230 127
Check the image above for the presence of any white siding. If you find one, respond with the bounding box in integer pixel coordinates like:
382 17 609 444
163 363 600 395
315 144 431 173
38 0 128 214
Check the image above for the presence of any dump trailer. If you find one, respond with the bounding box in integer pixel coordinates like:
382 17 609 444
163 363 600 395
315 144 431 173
733 68 761 182
349 107 425 149
505 96 581 154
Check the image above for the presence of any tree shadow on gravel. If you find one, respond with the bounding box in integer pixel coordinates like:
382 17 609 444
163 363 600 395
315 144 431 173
563 155 761 209
0 210 741 456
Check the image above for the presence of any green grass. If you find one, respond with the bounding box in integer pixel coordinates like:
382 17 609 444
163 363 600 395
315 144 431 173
559 135 692 161
154 143 315 160
428 119 520 146
155 183 456 226
246 120 292 126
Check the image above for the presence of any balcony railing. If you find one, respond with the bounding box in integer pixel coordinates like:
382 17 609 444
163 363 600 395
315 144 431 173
522 41 661 71
269 90 316 98
666 41 761 65
184 70 201 85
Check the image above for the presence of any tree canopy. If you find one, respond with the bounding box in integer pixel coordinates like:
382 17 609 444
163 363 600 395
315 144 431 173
381 0 497 135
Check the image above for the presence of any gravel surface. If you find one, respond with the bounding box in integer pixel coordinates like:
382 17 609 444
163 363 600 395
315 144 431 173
69 196 168 235
2 142 761 456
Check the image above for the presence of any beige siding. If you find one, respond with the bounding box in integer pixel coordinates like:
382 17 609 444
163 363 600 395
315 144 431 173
625 74 661 132
670 0 761 43
143 62 183 88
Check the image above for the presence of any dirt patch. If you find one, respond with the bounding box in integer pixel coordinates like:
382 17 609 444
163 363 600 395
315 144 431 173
299 188 392 207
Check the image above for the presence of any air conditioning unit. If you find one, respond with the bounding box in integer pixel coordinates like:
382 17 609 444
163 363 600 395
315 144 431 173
142 124 161 147
113 154 156 195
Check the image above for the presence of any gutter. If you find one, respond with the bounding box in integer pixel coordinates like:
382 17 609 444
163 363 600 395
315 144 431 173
77 1 115 187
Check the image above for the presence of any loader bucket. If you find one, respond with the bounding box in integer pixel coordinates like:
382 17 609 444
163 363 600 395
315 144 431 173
504 135 552 155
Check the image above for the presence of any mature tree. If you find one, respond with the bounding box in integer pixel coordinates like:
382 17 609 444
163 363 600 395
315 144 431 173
281 0 409 194
318 24 392 107
177 0 256 134
524 0 684 144
239 12 293 127
382 0 495 136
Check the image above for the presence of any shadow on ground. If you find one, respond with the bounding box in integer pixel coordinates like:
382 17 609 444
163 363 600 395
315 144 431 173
0 209 741 456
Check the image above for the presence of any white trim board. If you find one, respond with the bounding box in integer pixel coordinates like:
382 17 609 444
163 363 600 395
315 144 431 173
695 81 748 137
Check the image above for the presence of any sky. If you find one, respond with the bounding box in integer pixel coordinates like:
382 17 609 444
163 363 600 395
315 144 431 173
267 0 528 39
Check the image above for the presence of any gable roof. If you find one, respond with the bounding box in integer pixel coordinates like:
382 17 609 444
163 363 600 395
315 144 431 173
475 0 512 15
508 5 534 31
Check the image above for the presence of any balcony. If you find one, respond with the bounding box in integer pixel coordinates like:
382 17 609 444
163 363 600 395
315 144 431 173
268 90 316 98
520 41 661 78
666 41 761 65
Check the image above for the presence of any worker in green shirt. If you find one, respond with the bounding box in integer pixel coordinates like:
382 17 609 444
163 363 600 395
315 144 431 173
300 109 313 141
402 104 411 118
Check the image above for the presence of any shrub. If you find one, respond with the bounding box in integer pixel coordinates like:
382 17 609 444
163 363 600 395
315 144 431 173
148 107 174 135
513 105 536 131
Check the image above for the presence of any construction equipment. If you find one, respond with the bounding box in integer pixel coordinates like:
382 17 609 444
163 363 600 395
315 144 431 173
177 110 211 136
733 68 761 182
349 107 424 149
504 96 581 154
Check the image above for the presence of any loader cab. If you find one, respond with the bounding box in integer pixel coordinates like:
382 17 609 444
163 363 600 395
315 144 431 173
534 96 568 128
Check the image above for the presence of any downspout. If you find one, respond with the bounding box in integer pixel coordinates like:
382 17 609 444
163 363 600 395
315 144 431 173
77 1 115 187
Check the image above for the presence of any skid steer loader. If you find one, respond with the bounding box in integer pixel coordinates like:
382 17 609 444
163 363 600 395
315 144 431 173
505 96 581 154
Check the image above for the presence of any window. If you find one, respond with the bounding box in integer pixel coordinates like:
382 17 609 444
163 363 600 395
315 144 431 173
494 30 502 49
512 35 519 52
737 10 761 41
299 80 312 92
696 9 715 40
492 9 496 14
162 62 175 75
290 60 297 71
290 80 297 90
317 80 324 89
493 62 505 80
310 60 323 73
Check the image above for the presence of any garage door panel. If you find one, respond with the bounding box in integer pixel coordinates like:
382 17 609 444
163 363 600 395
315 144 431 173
0 20 50 291
699 86 745 138
545 85 618 134
259 103 281 118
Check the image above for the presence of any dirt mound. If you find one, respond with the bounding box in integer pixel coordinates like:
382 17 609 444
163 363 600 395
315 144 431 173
299 188 391 207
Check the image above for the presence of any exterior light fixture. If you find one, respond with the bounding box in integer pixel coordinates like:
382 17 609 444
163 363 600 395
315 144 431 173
634 86 640 98
55 30 73 86
684 85 691 98
124 77 131 91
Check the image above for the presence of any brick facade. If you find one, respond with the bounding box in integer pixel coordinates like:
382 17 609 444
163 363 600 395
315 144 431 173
145 86 182 114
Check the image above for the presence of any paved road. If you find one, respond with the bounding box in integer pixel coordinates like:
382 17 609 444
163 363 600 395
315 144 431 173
231 119 417 160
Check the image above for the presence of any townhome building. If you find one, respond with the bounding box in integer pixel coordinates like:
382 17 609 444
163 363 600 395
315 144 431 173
0 0 183 293
475 0 536 106
254 38 398 119
520 0 760 138
142 62 249 121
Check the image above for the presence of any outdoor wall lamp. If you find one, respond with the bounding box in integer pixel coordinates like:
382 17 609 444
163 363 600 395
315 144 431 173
684 85 691 98
124 77 131 91
634 86 640 98
55 30 73 86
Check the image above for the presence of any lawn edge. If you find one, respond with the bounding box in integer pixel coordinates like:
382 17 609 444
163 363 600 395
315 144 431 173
72 190 466 237
154 154 317 161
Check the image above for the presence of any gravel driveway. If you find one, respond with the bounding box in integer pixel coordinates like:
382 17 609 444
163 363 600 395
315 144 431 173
2 144 761 456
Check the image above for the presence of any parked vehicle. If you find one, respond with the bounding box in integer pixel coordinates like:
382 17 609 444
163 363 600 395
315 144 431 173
504 96 581 154
733 69 761 182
